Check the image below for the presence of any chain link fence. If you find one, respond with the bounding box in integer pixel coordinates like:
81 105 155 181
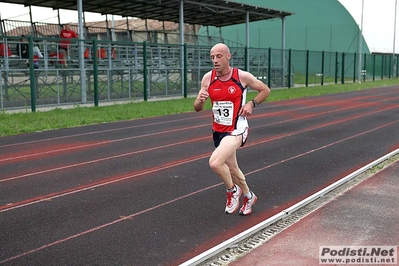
1 35 398 111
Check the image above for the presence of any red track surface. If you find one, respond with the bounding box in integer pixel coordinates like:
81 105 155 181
1 85 398 265
231 158 399 266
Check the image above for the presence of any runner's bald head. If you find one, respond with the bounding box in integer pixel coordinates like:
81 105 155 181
211 43 230 54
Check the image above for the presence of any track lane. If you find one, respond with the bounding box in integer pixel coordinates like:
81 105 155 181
2 89 397 183
3 115 399 266
1 86 398 265
2 99 398 211
1 86 396 150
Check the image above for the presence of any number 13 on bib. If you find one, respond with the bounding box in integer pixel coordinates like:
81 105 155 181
212 101 234 126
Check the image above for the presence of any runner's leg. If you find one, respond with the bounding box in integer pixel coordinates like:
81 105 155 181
225 145 250 195
209 135 242 189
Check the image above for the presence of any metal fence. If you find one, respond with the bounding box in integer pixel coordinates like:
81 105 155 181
1 35 398 111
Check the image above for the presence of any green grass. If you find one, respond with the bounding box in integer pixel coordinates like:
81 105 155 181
293 73 349 84
0 78 398 137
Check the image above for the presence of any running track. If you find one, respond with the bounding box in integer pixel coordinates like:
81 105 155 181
1 85 399 266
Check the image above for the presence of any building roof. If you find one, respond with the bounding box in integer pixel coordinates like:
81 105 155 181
0 0 293 28
5 19 193 37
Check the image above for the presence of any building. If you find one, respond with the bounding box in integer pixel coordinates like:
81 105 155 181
199 0 398 55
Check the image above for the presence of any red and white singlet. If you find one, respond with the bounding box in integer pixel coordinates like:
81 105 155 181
208 68 248 133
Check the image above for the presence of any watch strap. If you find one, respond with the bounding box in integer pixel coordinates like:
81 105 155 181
251 99 258 107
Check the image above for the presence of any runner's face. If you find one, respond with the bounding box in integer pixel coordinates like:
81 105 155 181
210 46 230 73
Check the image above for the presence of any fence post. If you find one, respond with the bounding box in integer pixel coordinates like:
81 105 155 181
397 55 399 78
288 49 291 88
373 54 376 81
143 41 148 101
353 53 356 83
245 46 248 71
305 50 309 87
268 48 271 88
341 52 345 84
28 36 36 112
335 52 338 84
321 51 325 85
93 39 99 107
363 53 367 82
183 43 187 98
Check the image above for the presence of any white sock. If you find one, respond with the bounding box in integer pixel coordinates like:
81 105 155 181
227 184 236 192
244 191 252 199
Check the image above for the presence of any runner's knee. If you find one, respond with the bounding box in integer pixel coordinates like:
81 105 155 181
209 156 220 171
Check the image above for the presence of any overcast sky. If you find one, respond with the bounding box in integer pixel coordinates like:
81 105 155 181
0 3 114 24
339 0 398 53
1 1 398 53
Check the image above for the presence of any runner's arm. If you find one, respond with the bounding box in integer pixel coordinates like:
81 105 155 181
239 70 271 116
194 71 211 112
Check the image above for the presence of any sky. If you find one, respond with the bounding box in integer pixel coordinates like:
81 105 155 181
0 3 118 24
0 1 398 53
338 0 398 53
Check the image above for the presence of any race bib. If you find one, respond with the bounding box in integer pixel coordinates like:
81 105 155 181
212 101 234 126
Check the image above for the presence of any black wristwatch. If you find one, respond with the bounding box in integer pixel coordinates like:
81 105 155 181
251 99 258 107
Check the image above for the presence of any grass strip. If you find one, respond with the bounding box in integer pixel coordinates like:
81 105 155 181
0 78 398 137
